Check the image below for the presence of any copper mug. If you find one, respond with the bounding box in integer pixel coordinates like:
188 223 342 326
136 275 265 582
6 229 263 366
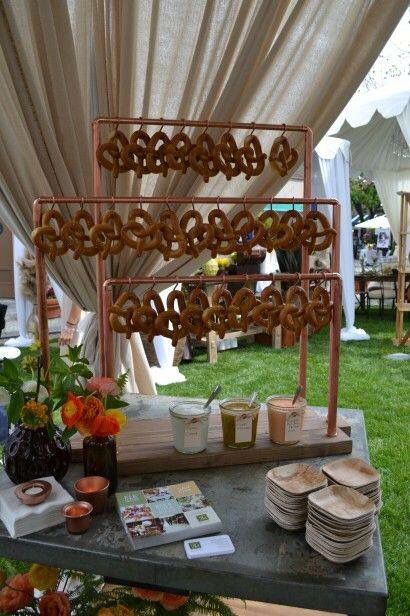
62 501 93 534
74 476 110 515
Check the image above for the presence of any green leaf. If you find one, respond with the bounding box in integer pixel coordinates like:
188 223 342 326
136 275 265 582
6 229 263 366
71 363 93 379
2 358 19 381
67 345 83 363
116 371 129 394
105 395 128 409
7 390 24 424
47 421 56 439
61 426 76 442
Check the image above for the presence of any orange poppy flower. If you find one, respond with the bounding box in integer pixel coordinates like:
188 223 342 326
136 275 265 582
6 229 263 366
90 409 126 437
76 396 104 436
161 593 189 611
61 393 84 427
132 587 164 601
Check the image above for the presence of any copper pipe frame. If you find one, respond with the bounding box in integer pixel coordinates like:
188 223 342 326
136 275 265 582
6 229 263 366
92 117 312 132
103 272 342 438
93 121 106 376
32 195 340 393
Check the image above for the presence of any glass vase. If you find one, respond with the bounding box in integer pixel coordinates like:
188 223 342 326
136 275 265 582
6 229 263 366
83 435 118 495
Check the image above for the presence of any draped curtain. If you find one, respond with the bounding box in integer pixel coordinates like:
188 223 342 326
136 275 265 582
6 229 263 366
0 0 406 390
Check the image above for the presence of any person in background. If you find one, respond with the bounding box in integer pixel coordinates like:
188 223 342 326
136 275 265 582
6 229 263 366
59 303 82 346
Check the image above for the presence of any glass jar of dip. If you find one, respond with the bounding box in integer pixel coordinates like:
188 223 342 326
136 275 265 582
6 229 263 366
220 397 260 449
266 395 306 445
169 401 210 454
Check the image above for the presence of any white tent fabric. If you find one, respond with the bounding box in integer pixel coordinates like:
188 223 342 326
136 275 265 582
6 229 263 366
313 137 369 342
331 84 410 243
354 214 390 229
4 236 34 348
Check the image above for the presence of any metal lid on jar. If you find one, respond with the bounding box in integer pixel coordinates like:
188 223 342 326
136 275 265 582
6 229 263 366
169 401 211 419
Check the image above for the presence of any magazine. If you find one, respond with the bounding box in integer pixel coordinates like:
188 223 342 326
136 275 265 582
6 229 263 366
116 481 222 549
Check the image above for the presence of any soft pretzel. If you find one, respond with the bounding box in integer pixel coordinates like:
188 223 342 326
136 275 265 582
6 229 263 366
120 129 150 178
180 288 210 340
280 285 308 335
280 211 304 250
304 211 336 253
141 289 165 342
305 285 333 331
165 132 192 173
131 303 157 339
235 135 266 180
61 210 99 259
180 210 214 258
31 210 68 261
259 210 294 251
231 210 265 255
189 133 218 182
96 130 130 178
229 287 259 332
154 293 187 346
158 210 187 260
269 135 298 178
90 211 124 258
109 291 140 339
213 132 240 180
146 130 170 177
121 208 160 255
249 284 283 333
202 287 232 339
207 209 235 257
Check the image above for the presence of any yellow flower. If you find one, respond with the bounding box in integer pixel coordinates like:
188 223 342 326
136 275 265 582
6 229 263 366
105 409 127 429
97 606 133 616
28 564 59 591
21 401 50 429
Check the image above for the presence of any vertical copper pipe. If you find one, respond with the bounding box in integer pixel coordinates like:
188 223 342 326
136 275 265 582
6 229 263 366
299 127 313 394
33 201 50 387
103 283 114 378
92 121 107 376
327 278 342 437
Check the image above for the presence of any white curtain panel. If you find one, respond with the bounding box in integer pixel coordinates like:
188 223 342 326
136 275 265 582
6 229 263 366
313 138 369 342
0 0 406 391
4 236 34 348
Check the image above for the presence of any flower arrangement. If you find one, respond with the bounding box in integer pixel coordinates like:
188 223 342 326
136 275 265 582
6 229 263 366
0 565 235 616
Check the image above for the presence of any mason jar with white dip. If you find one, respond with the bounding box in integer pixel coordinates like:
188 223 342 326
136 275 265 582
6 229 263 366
169 401 211 454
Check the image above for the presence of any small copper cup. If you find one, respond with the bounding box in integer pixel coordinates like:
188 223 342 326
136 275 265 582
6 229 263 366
74 476 110 515
62 501 93 534
15 480 52 506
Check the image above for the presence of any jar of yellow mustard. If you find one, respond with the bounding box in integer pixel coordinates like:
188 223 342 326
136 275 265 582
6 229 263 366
220 397 260 449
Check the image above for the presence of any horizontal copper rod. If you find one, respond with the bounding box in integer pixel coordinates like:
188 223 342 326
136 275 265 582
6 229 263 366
92 117 312 133
103 272 342 288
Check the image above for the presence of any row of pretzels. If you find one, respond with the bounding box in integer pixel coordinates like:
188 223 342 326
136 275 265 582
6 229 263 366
96 129 298 181
32 208 335 261
108 284 333 345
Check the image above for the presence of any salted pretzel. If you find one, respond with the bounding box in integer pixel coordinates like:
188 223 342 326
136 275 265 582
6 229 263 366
165 132 192 173
120 129 151 178
90 211 124 258
146 130 170 177
202 287 232 339
303 211 336 253
269 135 298 177
180 288 210 340
213 132 241 180
235 135 266 180
259 210 294 251
109 291 140 339
96 130 130 178
231 209 265 254
305 285 333 331
280 285 308 335
249 284 283 333
189 133 219 182
180 210 214 257
207 209 235 257
157 210 187 260
61 210 99 259
121 208 160 255
31 210 68 261
154 289 187 346
229 287 259 332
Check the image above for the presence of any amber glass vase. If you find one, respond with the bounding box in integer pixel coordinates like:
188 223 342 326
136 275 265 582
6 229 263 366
3 425 71 484
83 435 118 495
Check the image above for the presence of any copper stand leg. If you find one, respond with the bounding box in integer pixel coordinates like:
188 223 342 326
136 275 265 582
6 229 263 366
327 278 342 437
34 201 50 387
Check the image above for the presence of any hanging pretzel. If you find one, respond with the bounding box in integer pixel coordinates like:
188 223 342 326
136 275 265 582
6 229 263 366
31 210 68 261
61 209 99 259
109 291 140 339
90 210 124 259
180 209 214 257
158 209 187 260
213 131 241 180
303 211 336 253
165 132 193 173
305 285 333 331
229 287 259 332
207 208 236 257
269 135 298 177
231 208 265 254
180 288 210 340
120 129 151 178
121 208 161 255
235 134 266 180
96 130 130 178
249 284 283 333
259 210 294 251
280 285 308 335
146 130 170 177
154 289 187 346
202 286 232 338
189 132 219 182
142 289 165 342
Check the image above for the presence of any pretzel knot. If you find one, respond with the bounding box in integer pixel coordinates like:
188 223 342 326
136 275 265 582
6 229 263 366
280 211 304 250
142 290 165 342
202 287 232 339
146 130 170 177
180 288 210 340
109 291 140 339
96 130 130 178
61 210 99 259
249 284 283 333
120 129 150 178
207 209 235 257
305 286 333 331
165 132 193 173
189 133 219 182
213 132 241 180
90 211 124 259
121 208 160 255
269 135 298 177
280 285 308 334
304 211 336 253
235 135 266 180
158 210 187 260
31 210 68 261
180 210 214 258
229 288 259 332
258 210 293 251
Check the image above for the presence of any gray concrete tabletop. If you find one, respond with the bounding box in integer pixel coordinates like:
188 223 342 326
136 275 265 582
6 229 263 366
0 403 387 615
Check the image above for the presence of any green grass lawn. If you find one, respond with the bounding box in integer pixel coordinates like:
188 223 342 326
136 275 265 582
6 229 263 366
159 312 410 616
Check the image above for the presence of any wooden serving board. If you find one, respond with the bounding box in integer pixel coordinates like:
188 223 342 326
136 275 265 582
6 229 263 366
71 408 352 476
